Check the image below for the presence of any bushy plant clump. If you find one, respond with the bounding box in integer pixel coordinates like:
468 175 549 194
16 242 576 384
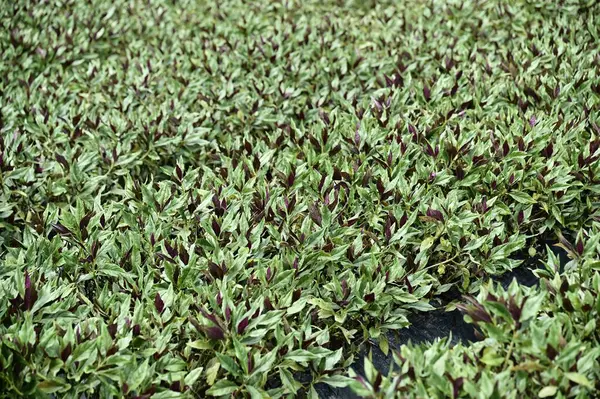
1 0 599 397
352 246 600 398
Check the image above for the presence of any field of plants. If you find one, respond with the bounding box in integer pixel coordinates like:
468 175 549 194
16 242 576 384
1 0 600 397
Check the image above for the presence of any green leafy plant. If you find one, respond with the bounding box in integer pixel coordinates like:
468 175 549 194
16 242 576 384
350 245 600 398
0 0 599 397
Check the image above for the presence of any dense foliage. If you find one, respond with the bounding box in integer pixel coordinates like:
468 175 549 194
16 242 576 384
1 0 599 397
352 246 600 398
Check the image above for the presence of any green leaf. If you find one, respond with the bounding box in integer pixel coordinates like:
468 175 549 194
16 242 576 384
363 356 375 382
206 380 239 396
318 374 354 387
538 386 558 398
19 312 36 346
490 235 526 261
205 359 221 386
378 336 389 357
128 359 150 393
564 372 593 389
37 379 71 394
463 235 488 251
480 349 504 366
185 367 204 386
279 368 301 394
187 340 212 350
250 350 278 378
216 353 242 376
287 298 307 315
509 191 537 204
420 236 436 252
325 347 344 370
285 349 319 363
432 352 448 375
151 391 185 399
520 292 545 322
245 385 268 399
485 301 513 323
